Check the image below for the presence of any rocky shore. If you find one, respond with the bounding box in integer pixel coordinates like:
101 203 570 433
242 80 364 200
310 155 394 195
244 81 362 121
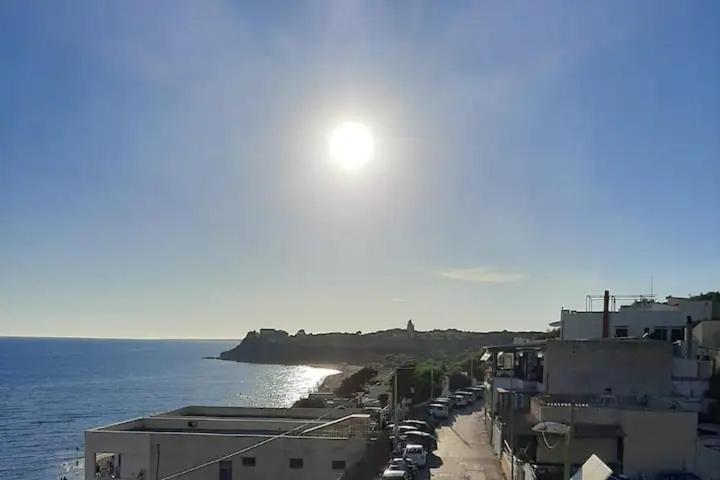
314 364 364 392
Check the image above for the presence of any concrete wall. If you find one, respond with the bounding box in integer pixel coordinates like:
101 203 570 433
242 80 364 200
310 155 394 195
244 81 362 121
696 438 720 480
85 430 152 480
141 416 327 434
543 340 673 397
672 378 708 400
531 401 698 476
536 437 617 467
159 406 364 420
86 430 368 480
532 402 619 426
621 409 697 476
667 297 713 322
693 321 720 349
560 311 603 340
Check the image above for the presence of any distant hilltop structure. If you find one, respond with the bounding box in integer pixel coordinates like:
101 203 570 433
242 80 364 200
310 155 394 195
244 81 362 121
219 324 546 365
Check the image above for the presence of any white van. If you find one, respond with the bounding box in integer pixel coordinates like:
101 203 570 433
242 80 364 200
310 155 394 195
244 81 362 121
428 403 449 418
403 444 427 468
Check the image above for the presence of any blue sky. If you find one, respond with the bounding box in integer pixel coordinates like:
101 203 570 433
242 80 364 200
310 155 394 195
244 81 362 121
1 1 719 338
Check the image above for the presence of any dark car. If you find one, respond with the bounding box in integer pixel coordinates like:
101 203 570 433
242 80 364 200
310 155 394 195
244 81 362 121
401 420 435 435
403 430 438 451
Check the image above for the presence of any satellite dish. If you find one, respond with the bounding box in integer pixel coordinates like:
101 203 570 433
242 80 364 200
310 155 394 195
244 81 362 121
532 421 570 435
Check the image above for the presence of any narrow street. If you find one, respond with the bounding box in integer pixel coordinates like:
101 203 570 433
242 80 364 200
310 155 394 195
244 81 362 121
428 405 504 480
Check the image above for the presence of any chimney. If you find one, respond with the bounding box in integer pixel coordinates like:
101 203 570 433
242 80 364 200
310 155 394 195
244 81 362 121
686 316 693 359
602 290 610 338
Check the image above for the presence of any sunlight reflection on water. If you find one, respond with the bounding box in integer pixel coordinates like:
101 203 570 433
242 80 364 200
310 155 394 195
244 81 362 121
0 339 340 480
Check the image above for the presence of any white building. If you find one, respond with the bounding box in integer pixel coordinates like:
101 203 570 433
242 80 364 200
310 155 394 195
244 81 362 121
85 406 384 480
554 295 712 341
483 339 715 477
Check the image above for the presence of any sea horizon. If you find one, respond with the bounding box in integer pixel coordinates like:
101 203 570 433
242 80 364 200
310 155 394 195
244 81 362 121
0 337 338 480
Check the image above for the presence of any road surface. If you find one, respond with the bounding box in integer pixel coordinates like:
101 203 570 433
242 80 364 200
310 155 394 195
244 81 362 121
427 404 504 480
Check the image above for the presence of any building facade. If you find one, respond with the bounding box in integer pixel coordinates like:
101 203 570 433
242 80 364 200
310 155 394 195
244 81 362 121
483 338 713 478
557 296 712 341
85 406 384 480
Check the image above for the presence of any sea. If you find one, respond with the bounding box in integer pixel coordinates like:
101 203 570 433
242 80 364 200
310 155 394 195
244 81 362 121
0 337 338 480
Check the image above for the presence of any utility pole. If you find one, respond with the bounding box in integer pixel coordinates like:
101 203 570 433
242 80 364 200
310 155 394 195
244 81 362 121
393 368 399 453
510 376 515 480
429 363 434 401
470 356 474 385
563 403 574 480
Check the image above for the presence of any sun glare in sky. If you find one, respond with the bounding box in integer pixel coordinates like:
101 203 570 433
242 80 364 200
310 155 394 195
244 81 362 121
329 121 374 172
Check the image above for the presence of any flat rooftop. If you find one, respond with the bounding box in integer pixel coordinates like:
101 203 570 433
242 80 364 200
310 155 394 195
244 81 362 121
89 406 373 439
157 405 366 420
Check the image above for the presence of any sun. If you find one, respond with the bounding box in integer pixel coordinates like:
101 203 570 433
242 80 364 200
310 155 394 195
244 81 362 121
329 121 374 171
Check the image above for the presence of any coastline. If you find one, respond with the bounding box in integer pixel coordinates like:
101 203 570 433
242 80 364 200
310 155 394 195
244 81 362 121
312 363 363 393
214 356 364 394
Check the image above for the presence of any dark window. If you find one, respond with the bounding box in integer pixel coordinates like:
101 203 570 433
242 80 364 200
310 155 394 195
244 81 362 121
219 461 232 480
242 457 256 467
671 328 685 342
614 327 628 338
655 328 668 341
289 458 303 469
332 460 346 470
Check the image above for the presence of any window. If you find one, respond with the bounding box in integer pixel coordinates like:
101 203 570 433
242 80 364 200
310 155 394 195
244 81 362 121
614 326 628 338
655 328 668 341
332 460 346 470
289 458 304 469
242 457 256 467
671 328 685 342
219 461 232 480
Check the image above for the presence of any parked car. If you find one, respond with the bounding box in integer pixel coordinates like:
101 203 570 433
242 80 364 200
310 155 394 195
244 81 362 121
401 419 435 434
455 390 476 402
404 430 437 451
428 403 450 418
434 397 454 410
387 424 422 435
382 468 412 480
388 457 418 479
403 444 428 468
451 394 469 407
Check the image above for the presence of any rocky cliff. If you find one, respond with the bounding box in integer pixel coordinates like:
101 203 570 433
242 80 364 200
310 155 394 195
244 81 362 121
219 328 546 365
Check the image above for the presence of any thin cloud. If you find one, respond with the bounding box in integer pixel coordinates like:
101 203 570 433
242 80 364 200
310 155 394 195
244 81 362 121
437 266 527 284
391 297 409 303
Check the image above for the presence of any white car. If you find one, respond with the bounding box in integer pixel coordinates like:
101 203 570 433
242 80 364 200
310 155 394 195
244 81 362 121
428 403 449 418
382 469 412 480
403 444 427 468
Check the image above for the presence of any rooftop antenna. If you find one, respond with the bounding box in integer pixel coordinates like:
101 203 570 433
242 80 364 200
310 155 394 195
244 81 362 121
650 276 654 298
